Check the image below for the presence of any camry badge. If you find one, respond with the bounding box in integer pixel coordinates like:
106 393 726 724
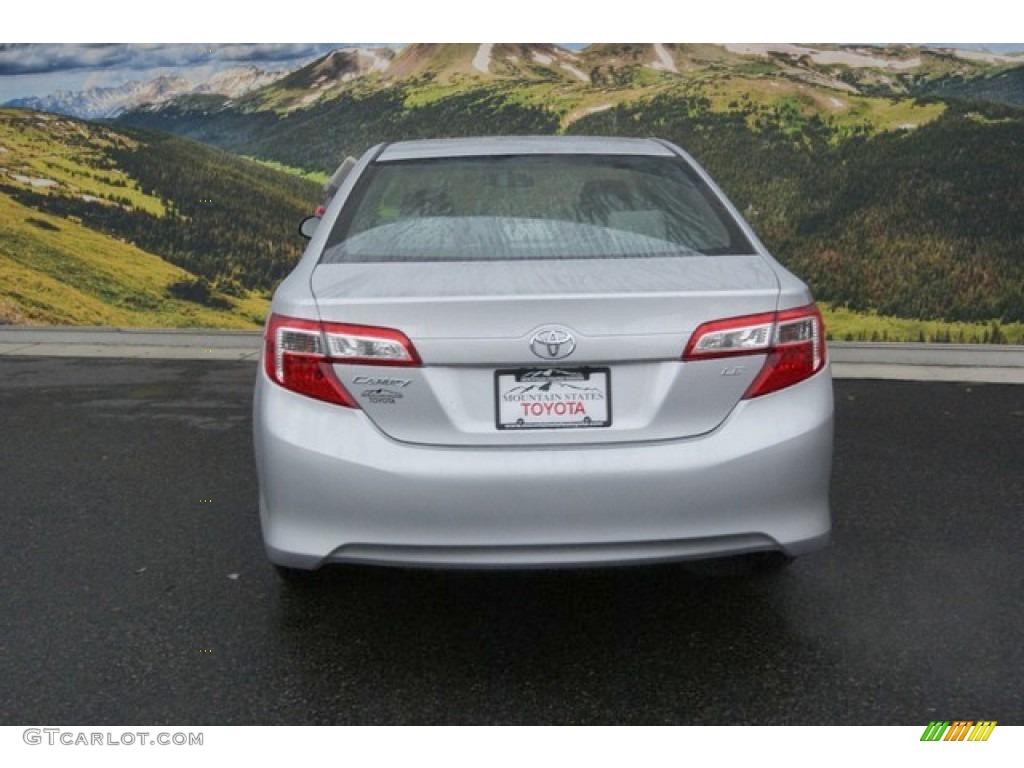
530 327 576 360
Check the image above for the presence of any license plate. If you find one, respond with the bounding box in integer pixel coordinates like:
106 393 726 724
495 368 611 430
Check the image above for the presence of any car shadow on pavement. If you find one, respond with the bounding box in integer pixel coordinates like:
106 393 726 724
269 560 819 724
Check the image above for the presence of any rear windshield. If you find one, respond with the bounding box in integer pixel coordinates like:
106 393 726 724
320 154 755 263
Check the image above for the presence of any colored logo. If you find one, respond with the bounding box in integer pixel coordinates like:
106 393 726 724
920 721 996 742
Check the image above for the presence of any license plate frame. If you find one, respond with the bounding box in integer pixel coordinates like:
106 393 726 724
494 367 612 431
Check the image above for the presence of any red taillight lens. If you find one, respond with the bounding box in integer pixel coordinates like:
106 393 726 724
263 314 420 406
683 304 826 399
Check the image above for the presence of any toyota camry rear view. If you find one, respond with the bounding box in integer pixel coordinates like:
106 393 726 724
253 136 833 578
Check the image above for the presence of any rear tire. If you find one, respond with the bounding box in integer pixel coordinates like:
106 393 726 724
687 551 795 578
273 563 321 584
744 551 795 574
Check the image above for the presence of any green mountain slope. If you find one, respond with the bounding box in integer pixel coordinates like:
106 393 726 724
0 108 320 326
7 45 1022 334
0 193 266 327
571 98 1024 324
115 45 1024 327
922 65 1024 106
119 83 563 171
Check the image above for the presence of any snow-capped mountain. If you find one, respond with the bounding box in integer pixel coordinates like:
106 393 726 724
384 43 586 82
250 47 396 110
6 66 286 120
191 66 287 98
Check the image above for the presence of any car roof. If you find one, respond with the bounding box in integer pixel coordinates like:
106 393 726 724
377 136 677 162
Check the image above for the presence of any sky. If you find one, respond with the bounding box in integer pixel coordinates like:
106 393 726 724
0 44 349 102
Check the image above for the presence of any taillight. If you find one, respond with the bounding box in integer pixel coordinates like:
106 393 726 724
683 304 826 399
263 313 420 406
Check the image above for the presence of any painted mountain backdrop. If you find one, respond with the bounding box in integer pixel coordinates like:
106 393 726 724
2 43 1022 340
6 66 289 119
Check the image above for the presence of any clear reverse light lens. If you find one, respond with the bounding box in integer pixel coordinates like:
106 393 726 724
325 334 412 361
276 328 324 381
692 323 772 354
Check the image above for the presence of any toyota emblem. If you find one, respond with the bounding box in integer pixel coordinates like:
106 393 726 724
530 327 576 360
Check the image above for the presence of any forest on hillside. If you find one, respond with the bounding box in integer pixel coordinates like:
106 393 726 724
120 85 561 170
569 96 1024 324
2 128 320 297
120 82 1024 324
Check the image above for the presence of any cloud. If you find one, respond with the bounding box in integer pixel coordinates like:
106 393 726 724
0 43 343 76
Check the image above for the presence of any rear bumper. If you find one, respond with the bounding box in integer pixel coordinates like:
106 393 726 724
254 366 834 570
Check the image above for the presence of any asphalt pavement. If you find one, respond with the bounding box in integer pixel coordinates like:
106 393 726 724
0 356 1021 724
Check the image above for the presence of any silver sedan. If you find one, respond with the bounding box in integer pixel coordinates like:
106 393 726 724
254 136 833 579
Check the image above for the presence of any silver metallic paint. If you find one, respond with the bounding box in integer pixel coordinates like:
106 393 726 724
254 136 833 570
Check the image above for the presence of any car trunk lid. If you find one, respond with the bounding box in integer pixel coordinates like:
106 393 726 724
311 255 780 446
